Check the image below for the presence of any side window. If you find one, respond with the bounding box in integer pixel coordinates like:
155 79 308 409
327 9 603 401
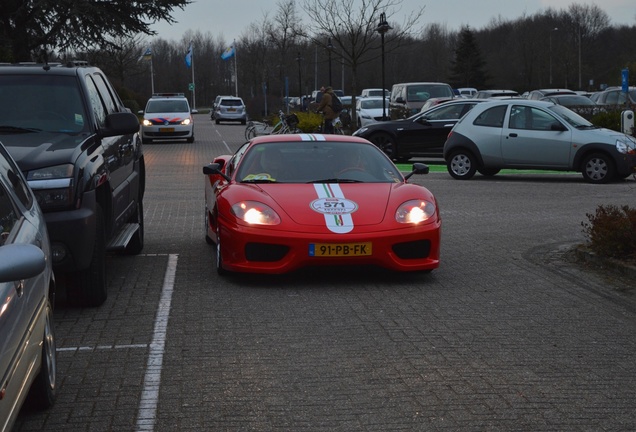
0 182 19 246
474 105 507 127
85 76 107 128
226 142 250 177
528 107 560 131
92 73 120 114
426 104 466 120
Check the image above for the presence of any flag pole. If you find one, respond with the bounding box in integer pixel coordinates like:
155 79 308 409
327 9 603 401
234 41 238 96
190 41 196 109
150 52 155 94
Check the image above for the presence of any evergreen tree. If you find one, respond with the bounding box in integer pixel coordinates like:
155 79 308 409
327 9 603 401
448 26 489 89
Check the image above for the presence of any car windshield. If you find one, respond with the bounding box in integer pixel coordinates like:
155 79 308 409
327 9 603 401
0 75 89 134
361 99 386 109
548 104 594 128
146 99 189 113
407 85 453 102
235 141 403 184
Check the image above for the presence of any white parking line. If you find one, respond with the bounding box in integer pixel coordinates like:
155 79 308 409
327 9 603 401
135 253 179 431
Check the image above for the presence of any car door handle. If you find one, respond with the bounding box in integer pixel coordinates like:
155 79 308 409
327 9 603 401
508 133 518 138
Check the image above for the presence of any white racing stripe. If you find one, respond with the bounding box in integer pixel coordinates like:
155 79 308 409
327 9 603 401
312 183 354 233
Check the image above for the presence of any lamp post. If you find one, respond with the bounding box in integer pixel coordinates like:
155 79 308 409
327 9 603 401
376 12 392 121
327 38 333 87
296 52 302 109
549 27 558 86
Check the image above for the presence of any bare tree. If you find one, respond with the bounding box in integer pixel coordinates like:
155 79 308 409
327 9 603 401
301 0 424 123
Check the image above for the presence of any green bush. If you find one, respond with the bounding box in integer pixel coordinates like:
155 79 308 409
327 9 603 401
581 204 636 263
295 111 322 132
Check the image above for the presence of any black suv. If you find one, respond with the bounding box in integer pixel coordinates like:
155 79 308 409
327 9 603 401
0 62 145 306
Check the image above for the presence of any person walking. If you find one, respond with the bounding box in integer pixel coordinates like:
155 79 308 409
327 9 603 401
316 86 338 134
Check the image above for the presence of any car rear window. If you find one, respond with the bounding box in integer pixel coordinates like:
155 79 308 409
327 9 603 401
221 99 244 107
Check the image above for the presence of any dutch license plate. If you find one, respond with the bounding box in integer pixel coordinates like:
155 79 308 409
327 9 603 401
159 127 175 132
228 108 236 112
309 242 372 257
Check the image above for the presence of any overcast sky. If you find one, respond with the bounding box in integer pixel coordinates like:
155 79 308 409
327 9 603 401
149 0 635 44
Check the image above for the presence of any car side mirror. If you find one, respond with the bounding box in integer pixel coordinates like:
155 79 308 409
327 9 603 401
550 122 568 132
396 97 405 104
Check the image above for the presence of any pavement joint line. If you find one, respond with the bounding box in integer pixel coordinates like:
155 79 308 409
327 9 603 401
56 344 148 352
135 253 178 431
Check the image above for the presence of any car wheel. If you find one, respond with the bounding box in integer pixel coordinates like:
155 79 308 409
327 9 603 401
357 119 362 129
216 226 227 276
68 204 107 307
142 138 152 144
187 136 195 143
215 119 220 125
205 205 214 245
124 190 144 255
447 150 477 180
26 297 56 409
582 153 616 184
478 168 500 177
369 132 396 160
241 120 246 125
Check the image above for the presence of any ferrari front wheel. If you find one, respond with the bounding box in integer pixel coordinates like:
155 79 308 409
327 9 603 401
215 227 227 276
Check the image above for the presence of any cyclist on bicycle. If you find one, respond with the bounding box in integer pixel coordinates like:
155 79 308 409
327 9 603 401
316 86 338 134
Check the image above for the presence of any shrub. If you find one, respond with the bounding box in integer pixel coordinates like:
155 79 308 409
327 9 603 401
581 204 636 262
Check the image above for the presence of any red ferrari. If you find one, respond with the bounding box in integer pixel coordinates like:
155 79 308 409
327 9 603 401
202 134 441 274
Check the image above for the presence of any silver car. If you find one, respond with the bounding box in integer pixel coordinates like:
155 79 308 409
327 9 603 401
214 96 247 125
443 99 636 183
0 142 56 430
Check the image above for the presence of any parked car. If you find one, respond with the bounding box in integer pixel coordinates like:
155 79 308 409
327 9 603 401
443 99 636 183
591 86 636 106
139 92 196 143
360 88 390 98
526 88 577 100
540 94 599 119
214 96 247 125
0 62 145 307
389 82 455 119
353 99 486 161
202 134 440 274
473 89 520 99
539 94 596 107
457 87 478 98
0 141 56 431
355 96 390 128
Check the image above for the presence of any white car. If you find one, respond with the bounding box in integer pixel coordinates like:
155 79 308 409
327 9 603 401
139 93 196 143
355 96 389 128
213 96 247 125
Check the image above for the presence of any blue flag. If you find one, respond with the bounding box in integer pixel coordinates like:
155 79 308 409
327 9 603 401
185 43 193 67
138 47 152 62
221 45 235 60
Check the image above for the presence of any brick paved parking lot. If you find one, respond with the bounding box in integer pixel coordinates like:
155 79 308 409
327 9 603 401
14 114 636 431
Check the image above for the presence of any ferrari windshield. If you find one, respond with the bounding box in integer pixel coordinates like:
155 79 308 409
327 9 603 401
236 141 403 183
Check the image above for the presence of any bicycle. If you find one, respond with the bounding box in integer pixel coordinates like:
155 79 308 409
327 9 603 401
245 110 301 139
315 112 345 135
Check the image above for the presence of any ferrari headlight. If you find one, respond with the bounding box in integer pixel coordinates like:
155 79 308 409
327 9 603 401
395 200 436 224
231 201 281 225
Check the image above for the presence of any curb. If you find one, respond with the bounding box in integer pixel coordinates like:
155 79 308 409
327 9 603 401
574 244 636 279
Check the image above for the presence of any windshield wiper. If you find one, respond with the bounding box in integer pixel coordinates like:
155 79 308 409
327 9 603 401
0 125 41 133
307 178 362 183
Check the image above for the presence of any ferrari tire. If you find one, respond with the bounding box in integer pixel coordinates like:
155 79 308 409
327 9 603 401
26 298 57 409
215 227 227 276
581 152 615 184
447 150 477 180
205 206 214 245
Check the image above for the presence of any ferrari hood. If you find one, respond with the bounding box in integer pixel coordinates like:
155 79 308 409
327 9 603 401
259 183 392 232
